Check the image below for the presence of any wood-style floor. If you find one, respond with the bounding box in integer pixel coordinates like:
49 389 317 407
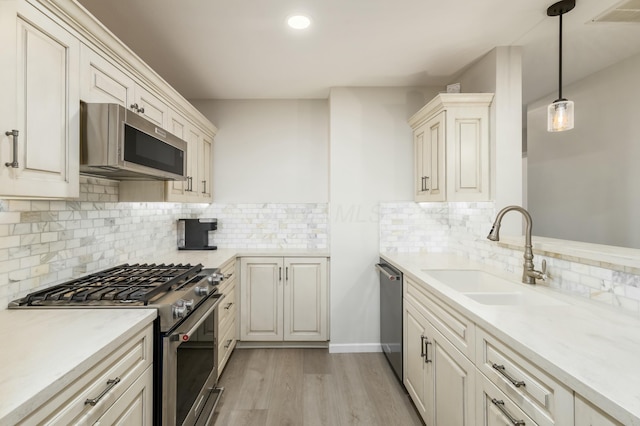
212 348 423 426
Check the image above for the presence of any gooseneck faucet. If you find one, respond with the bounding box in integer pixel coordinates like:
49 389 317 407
487 205 547 284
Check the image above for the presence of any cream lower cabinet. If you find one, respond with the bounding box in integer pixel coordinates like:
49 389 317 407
217 258 238 377
409 93 493 202
574 395 623 426
0 0 79 199
404 298 475 425
240 257 328 342
18 324 153 425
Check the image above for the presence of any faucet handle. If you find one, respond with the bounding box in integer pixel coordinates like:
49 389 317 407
538 259 548 281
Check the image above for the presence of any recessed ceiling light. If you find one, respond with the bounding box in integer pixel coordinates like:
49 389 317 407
287 15 311 30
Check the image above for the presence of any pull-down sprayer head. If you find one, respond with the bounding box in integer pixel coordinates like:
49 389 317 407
487 223 501 242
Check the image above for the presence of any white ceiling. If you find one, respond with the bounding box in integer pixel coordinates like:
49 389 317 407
77 0 640 102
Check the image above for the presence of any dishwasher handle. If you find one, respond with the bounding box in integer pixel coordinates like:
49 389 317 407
375 263 401 281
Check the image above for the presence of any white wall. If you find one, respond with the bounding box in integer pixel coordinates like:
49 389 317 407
191 99 329 203
527 52 640 248
456 46 523 235
328 86 439 351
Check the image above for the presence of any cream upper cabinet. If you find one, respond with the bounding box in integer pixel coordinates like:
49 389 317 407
240 256 328 342
0 0 79 199
414 111 446 202
80 43 135 106
404 290 475 426
199 133 213 200
133 85 168 128
409 93 493 203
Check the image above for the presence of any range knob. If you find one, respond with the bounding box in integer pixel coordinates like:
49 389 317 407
172 303 187 319
195 286 210 297
183 299 195 312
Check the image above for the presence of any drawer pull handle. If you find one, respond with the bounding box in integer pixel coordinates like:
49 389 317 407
224 302 233 310
491 398 525 425
224 339 233 349
85 377 121 406
492 363 526 388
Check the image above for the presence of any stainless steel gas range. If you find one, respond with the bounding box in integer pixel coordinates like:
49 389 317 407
10 263 227 426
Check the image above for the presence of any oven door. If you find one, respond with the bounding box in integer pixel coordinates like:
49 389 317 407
162 293 224 426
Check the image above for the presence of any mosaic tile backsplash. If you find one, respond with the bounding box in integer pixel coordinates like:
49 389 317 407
0 177 329 310
380 201 640 314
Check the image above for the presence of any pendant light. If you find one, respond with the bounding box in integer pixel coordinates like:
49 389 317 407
547 0 576 132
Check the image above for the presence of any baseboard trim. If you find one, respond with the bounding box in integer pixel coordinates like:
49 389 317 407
329 343 382 353
236 341 329 349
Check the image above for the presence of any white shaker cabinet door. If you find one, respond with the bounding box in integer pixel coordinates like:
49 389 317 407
283 257 327 341
240 257 284 341
0 1 80 198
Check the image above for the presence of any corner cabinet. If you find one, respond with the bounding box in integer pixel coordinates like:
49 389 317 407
409 93 493 202
0 0 80 199
239 257 328 342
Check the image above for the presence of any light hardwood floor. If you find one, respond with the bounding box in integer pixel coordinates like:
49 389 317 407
212 348 423 426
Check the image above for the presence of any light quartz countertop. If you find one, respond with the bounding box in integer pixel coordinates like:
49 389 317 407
381 252 640 425
0 308 156 425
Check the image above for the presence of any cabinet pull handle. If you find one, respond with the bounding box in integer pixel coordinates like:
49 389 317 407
490 398 525 425
424 176 430 191
4 130 19 168
224 339 233 349
202 180 207 194
139 106 145 114
424 338 432 363
492 363 526 388
186 176 193 192
85 377 121 406
279 267 282 281
130 103 139 112
224 302 233 310
420 335 426 358
285 267 289 281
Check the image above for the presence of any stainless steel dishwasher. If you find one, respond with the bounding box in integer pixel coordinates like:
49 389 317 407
376 259 403 384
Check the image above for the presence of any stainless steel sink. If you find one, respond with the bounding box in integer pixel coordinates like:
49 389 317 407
423 269 566 306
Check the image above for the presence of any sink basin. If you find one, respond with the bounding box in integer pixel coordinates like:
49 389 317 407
423 269 519 293
463 291 566 306
423 269 566 306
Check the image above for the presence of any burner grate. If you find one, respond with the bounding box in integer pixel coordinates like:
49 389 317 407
21 263 203 305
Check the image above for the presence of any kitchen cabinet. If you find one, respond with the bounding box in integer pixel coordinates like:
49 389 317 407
80 42 135 106
17 324 153 425
217 258 237 377
0 0 80 199
404 279 476 426
476 327 573 426
476 372 536 426
575 395 623 426
413 111 446 202
409 93 493 202
239 256 328 342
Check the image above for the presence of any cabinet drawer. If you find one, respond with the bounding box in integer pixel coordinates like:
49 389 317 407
405 276 475 361
219 260 236 284
477 372 537 426
20 325 153 425
217 317 236 377
218 285 237 334
477 328 573 426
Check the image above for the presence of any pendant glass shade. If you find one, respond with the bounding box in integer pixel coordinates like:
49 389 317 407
547 99 574 132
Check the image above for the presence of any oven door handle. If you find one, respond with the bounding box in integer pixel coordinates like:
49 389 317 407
170 294 225 342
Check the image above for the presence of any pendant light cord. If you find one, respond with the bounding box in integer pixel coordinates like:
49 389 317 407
558 13 563 100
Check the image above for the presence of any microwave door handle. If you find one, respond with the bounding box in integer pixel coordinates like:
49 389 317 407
169 294 225 342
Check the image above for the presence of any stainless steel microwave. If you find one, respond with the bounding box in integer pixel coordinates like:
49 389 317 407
80 102 187 180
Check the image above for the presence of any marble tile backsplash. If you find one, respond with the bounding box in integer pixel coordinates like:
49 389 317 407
200 203 328 249
0 177 329 310
380 201 640 314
